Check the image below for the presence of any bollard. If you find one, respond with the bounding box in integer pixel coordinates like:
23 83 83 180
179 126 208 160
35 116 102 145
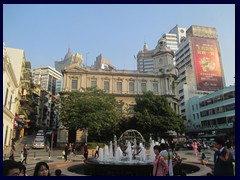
49 151 51 160
34 152 36 160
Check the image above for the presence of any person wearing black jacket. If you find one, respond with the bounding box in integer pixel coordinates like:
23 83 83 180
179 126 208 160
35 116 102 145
213 137 234 176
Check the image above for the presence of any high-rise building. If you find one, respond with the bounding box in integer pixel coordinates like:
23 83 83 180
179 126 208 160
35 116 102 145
32 66 62 95
175 25 226 121
137 25 186 72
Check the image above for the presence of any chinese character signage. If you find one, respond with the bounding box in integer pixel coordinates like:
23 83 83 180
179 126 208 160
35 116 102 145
191 37 224 91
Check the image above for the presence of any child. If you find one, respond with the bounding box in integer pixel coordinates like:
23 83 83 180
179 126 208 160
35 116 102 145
201 152 207 166
20 151 24 162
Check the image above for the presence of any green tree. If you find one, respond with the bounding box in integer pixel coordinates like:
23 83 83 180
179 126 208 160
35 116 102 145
60 88 122 141
133 91 184 137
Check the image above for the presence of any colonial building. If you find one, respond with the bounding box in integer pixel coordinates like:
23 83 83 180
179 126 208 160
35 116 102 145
62 38 180 114
3 43 19 150
58 38 180 146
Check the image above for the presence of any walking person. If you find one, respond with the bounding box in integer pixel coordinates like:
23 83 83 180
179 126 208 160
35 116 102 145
192 140 198 156
152 145 169 176
95 143 99 158
213 137 234 176
84 143 88 161
9 148 15 161
160 143 174 176
64 144 68 162
20 151 24 162
22 144 29 164
33 162 51 176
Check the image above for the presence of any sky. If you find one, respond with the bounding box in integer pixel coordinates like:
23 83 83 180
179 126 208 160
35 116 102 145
3 4 235 86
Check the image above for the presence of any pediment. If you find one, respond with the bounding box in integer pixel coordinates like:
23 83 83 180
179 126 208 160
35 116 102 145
64 64 87 73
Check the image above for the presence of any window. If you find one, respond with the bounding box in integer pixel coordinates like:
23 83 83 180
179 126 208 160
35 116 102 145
141 83 147 93
91 80 97 88
71 78 78 90
117 82 122 94
193 114 195 120
192 105 194 111
224 91 235 100
4 126 8 145
153 83 158 94
225 103 235 111
129 82 134 93
4 88 8 106
104 81 110 92
9 95 12 110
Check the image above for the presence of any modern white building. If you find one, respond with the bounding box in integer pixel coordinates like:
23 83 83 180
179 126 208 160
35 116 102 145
3 44 24 149
32 66 62 95
175 25 226 123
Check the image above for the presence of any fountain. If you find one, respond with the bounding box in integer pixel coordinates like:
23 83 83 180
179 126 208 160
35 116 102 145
68 129 210 176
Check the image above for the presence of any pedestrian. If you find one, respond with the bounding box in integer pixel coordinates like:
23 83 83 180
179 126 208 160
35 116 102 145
84 143 88 160
22 144 29 164
18 162 27 176
225 139 232 150
197 141 202 153
55 169 62 176
203 141 207 151
169 138 176 156
20 151 24 162
11 138 16 151
192 140 198 156
64 144 68 162
33 161 51 176
213 137 234 176
3 160 21 176
95 143 99 158
201 152 208 166
160 143 174 176
152 145 169 176
9 148 15 161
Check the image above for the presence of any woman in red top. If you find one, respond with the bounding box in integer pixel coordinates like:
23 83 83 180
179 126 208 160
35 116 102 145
152 145 169 176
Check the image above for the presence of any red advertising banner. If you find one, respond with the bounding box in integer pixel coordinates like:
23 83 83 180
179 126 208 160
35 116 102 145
191 37 224 91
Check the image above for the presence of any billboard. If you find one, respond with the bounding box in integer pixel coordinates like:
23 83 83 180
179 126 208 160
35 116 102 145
191 37 224 91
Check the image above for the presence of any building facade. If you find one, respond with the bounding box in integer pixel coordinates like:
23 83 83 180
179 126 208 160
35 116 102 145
3 43 19 150
32 66 62 95
137 25 186 72
186 85 235 139
175 25 226 123
55 48 83 73
62 38 180 114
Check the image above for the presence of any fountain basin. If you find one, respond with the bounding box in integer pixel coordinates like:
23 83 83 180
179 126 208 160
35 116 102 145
67 159 211 176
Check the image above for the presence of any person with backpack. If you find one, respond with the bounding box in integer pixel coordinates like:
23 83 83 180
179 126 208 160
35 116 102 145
213 137 234 176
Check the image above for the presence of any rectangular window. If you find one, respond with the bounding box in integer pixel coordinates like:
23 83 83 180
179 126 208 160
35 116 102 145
104 81 110 92
193 114 195 120
117 82 122 94
71 78 78 90
141 83 147 93
192 105 194 111
9 95 12 110
91 80 97 88
153 83 158 94
4 88 8 106
129 82 134 93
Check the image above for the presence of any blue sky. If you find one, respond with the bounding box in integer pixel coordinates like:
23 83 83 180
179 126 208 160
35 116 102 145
3 4 235 86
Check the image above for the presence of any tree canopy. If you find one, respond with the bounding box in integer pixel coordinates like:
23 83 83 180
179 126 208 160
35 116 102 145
129 91 184 137
60 88 122 137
